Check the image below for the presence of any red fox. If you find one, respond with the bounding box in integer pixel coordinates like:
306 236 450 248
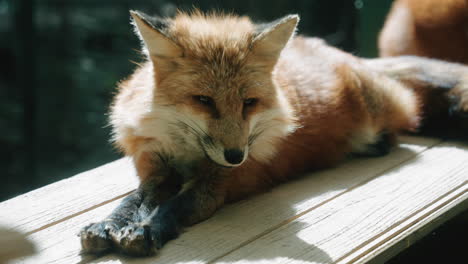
379 0 468 64
80 11 468 256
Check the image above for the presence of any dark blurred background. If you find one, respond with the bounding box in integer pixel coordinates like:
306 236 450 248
1 0 466 263
1 0 394 201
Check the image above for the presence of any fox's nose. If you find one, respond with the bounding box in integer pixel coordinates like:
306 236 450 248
224 149 244 165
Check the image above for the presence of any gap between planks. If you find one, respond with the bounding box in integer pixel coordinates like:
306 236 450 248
24 191 134 236
213 141 468 264
206 138 444 264
338 182 467 264
0 137 437 237
0 158 139 235
6 137 445 264
15 199 125 264
349 187 467 264
89 138 440 263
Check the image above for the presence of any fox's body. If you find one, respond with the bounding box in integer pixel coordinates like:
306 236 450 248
379 0 468 63
111 20 417 200
81 11 468 256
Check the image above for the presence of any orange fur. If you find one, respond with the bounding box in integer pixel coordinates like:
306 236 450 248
111 11 420 202
80 10 468 257
379 0 468 63
225 38 420 201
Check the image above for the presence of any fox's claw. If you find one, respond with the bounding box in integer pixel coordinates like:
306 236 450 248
458 79 468 112
79 221 118 254
113 223 158 256
448 80 468 118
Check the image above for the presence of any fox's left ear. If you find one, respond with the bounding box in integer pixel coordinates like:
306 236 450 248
251 15 299 64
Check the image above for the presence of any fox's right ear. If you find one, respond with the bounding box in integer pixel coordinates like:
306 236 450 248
130 11 182 59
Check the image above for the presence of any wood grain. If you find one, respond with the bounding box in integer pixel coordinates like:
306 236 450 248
13 199 122 264
214 142 468 264
88 137 440 263
358 190 468 264
6 137 461 264
0 158 138 234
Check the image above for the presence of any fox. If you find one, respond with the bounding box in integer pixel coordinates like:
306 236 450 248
379 0 468 64
79 10 468 256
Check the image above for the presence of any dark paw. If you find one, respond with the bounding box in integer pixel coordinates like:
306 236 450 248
113 223 158 256
448 95 468 119
353 131 393 158
79 220 119 254
448 81 468 118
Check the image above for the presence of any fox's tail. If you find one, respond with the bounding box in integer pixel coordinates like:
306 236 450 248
365 56 468 139
337 61 420 135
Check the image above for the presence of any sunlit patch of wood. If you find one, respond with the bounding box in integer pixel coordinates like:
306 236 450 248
1 137 467 264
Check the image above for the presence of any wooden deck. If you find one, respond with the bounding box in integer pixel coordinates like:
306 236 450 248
1 136 467 264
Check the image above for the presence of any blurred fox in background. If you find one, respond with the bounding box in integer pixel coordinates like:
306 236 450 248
379 0 468 64
79 9 468 257
378 0 468 135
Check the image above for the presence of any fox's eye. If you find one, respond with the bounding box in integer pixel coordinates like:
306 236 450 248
243 98 258 107
193 95 214 106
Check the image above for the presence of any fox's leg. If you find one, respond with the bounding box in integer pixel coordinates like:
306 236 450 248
79 178 179 254
112 176 226 256
80 153 177 254
79 189 144 254
364 56 468 138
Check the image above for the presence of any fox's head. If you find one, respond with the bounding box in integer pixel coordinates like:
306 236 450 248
130 11 298 167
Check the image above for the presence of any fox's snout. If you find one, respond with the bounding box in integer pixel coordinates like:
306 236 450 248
201 130 249 167
202 142 248 167
198 116 251 167
224 149 244 165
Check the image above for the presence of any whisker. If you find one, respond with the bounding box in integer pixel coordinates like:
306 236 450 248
169 117 215 147
249 123 280 146
184 118 212 140
172 115 214 145
170 120 200 138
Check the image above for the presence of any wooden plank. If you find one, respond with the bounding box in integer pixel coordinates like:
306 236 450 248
13 199 122 264
361 192 468 264
5 137 439 263
0 158 138 234
214 142 468 264
86 137 439 263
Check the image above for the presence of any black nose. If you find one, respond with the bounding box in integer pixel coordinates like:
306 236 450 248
224 149 244 165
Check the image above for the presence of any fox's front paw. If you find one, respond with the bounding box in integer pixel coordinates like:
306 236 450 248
79 220 120 254
449 78 468 117
113 223 158 256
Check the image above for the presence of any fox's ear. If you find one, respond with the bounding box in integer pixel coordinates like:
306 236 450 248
130 10 182 59
251 15 299 63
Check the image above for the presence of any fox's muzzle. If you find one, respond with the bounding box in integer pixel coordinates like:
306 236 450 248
224 149 244 165
201 141 248 168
